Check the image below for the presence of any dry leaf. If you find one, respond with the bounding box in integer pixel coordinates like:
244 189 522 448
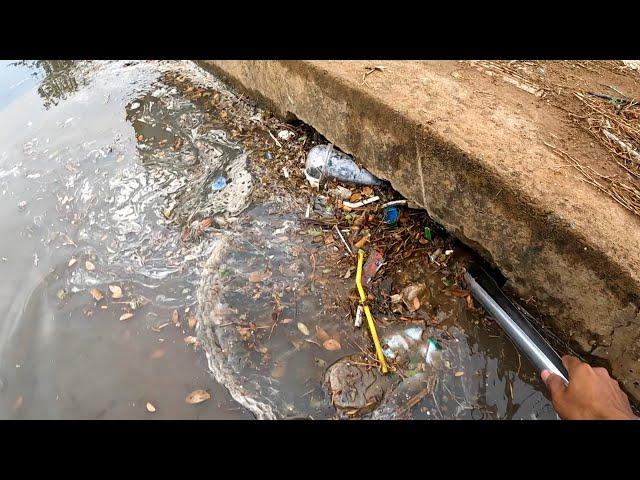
316 326 331 342
248 270 272 283
455 371 464 377
89 288 104 301
362 186 374 196
185 389 211 404
146 402 156 412
465 295 474 309
198 217 213 234
403 283 426 312
171 309 179 325
150 349 166 359
188 316 197 329
119 312 134 321
271 363 286 378
68 258 77 267
109 285 122 299
353 236 369 249
349 192 362 203
238 327 252 341
297 322 310 336
85 260 95 271
281 318 293 324
323 339 341 351
184 336 198 345
450 288 470 298
410 297 421 312
403 284 426 302
390 293 403 304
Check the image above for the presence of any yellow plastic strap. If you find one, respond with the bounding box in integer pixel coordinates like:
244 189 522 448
356 249 388 374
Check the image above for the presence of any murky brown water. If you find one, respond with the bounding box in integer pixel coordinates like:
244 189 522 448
0 60 557 419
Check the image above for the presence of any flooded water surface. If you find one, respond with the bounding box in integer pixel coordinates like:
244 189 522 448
0 60 556 419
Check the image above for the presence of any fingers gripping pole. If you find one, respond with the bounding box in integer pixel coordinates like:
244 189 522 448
356 249 388 374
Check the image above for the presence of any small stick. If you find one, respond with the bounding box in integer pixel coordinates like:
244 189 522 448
267 130 282 148
334 224 354 256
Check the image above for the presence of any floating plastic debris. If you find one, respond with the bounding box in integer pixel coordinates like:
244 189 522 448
211 176 227 191
383 206 399 225
304 144 383 188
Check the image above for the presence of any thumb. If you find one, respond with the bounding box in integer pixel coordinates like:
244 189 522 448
541 370 567 399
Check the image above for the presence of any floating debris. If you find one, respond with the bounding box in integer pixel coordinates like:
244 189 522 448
185 389 211 404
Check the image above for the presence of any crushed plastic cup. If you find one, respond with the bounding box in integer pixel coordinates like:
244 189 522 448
304 144 384 188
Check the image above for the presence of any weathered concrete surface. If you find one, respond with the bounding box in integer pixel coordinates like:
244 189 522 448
198 60 640 401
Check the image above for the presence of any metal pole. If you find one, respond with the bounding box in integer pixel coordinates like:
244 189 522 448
465 272 569 384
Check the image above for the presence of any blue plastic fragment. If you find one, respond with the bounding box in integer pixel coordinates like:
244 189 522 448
383 206 399 225
211 176 227 191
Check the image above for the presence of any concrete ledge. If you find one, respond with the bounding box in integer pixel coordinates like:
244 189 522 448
198 60 640 401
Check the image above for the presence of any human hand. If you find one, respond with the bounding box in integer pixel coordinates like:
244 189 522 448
541 355 637 420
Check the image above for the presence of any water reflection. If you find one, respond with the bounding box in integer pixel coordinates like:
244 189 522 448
9 60 81 109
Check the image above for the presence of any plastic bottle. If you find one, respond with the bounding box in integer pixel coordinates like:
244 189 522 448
304 144 384 187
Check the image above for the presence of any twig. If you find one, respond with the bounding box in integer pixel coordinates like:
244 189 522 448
334 224 354 256
267 130 282 148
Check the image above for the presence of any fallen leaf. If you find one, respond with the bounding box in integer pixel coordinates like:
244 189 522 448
323 339 341 351
349 192 362 203
353 236 369 249
238 327 252 341
403 284 426 312
465 295 474 309
281 318 293 324
119 312 134 321
151 322 169 332
455 371 464 377
188 316 197 329
410 297 421 312
68 258 77 267
316 326 331 342
109 285 123 299
362 186 374 196
297 322 310 336
403 283 426 302
249 270 272 283
171 309 179 325
271 363 286 378
184 336 198 345
150 349 166 359
85 260 95 271
353 213 366 227
185 389 211 404
146 402 156 412
89 288 104 301
390 293 403 304
450 288 470 298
